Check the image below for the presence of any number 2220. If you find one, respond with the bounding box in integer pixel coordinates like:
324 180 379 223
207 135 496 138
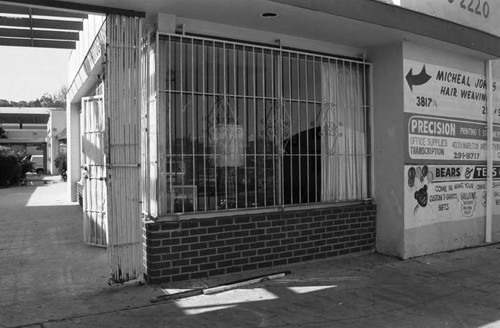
448 0 490 18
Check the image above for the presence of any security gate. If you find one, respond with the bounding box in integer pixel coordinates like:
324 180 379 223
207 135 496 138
105 15 143 284
80 15 142 284
81 95 108 247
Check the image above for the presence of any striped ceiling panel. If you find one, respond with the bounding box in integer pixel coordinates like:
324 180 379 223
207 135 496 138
0 3 87 49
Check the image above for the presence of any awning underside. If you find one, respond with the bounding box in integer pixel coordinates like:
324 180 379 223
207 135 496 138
0 110 49 124
0 2 86 49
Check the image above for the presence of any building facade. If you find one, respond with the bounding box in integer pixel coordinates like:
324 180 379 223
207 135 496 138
56 0 500 284
0 107 66 175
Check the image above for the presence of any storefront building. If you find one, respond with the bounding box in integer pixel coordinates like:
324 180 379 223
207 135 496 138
54 0 500 284
0 107 65 174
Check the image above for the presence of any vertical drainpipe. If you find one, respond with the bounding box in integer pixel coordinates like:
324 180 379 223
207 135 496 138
486 60 493 243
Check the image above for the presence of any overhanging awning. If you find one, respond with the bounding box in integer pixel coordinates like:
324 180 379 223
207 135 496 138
0 108 50 124
0 138 46 143
0 3 86 49
270 0 500 58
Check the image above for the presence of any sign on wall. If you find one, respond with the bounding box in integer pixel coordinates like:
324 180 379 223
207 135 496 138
404 59 500 121
404 59 500 163
404 59 500 228
374 0 499 36
407 115 500 162
404 164 500 229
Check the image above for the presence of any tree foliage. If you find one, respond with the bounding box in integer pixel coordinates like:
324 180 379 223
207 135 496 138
0 86 67 109
0 149 34 186
54 152 67 179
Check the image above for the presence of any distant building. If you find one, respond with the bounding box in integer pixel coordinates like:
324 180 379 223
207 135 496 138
0 107 66 174
46 109 66 175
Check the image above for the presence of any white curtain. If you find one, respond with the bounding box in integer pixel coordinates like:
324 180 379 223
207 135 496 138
321 61 368 201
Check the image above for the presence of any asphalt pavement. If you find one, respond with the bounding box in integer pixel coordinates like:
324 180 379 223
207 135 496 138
1 176 500 328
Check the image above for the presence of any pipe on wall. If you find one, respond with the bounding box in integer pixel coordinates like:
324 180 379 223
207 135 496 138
486 60 493 243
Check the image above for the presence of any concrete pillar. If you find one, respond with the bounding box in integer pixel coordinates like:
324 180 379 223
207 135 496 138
49 135 57 175
368 43 406 258
67 101 81 202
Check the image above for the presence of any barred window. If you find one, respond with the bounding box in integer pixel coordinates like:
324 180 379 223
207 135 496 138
156 35 371 213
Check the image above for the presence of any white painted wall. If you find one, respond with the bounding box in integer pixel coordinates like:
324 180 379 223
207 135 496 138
367 41 500 259
3 129 46 140
67 14 106 202
368 42 406 257
67 102 80 201
154 13 365 59
401 42 493 258
47 110 66 175
68 14 106 88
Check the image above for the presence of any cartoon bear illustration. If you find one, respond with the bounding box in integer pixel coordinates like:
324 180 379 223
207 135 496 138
414 185 428 208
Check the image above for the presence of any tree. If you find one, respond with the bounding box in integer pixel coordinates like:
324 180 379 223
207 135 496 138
39 93 55 107
0 85 67 109
54 86 68 108
55 152 67 181
36 87 67 108
29 98 41 107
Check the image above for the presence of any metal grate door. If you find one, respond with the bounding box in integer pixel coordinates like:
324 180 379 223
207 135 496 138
105 15 143 285
81 95 108 246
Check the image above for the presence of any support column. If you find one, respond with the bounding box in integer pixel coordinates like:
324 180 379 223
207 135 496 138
486 60 493 243
67 101 81 202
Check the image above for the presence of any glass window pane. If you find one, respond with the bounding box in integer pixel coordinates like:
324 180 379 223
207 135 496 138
157 36 370 213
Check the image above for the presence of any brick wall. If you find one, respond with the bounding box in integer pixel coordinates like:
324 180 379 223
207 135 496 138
144 203 376 284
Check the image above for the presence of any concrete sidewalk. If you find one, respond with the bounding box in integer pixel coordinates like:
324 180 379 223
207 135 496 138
1 179 500 327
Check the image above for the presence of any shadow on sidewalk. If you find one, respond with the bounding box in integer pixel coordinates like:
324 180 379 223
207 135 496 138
0 181 158 326
2 181 500 328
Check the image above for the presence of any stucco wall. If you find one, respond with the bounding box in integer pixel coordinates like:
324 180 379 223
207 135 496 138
47 110 66 175
368 41 500 259
4 129 46 140
368 43 405 257
401 42 490 257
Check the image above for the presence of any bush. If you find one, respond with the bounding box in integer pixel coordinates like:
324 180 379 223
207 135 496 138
21 155 35 175
0 150 33 186
0 153 19 186
55 152 67 178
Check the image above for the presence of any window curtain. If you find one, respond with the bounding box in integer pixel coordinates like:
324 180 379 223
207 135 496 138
321 62 368 201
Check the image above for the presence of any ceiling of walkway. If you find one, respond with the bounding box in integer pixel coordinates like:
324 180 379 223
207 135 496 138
0 2 86 49
0 0 496 58
3 0 405 49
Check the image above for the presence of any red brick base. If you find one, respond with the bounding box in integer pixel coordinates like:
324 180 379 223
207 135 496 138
144 203 376 284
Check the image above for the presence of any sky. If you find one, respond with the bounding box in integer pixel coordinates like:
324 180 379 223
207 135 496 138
0 46 71 102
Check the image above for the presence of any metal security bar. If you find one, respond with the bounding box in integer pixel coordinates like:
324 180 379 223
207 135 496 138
105 15 143 284
155 34 371 214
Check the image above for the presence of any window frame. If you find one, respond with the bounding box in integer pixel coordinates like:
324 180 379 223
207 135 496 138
146 32 373 218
